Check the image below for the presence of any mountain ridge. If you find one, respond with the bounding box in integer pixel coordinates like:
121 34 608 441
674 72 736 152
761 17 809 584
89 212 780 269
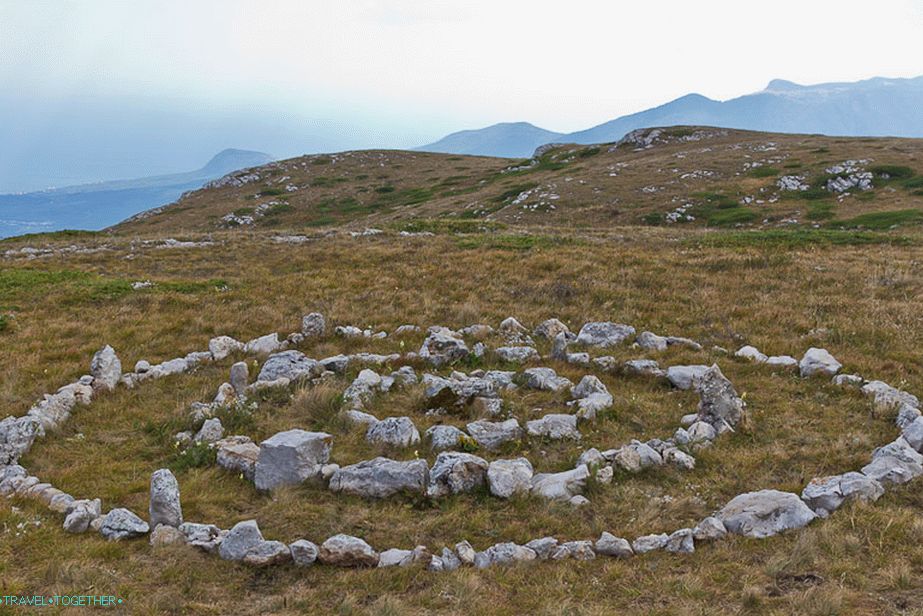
418 75 923 158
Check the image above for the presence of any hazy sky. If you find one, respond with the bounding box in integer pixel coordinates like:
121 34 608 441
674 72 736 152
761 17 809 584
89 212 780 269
2 0 922 191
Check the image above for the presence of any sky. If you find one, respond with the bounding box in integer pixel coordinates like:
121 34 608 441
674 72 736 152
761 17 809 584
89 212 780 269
2 0 922 192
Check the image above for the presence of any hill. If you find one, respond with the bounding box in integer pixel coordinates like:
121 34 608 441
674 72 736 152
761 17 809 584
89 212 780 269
416 122 564 157
419 75 923 158
0 149 273 239
113 127 923 236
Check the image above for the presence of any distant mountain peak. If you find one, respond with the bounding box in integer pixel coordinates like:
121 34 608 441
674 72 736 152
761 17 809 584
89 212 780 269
765 79 804 91
201 149 274 175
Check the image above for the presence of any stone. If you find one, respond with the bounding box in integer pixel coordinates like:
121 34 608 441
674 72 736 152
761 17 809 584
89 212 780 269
861 439 923 485
896 404 922 430
666 365 709 390
419 331 469 366
427 452 489 498
637 331 669 351
135 360 151 373
245 333 282 355
90 345 122 392
569 495 591 507
534 318 571 340
258 350 320 382
320 355 350 374
692 517 727 541
149 469 183 528
531 464 589 501
217 439 260 481
302 313 326 337
495 346 540 363
456 540 477 565
572 375 609 399
194 417 224 444
329 457 428 498
903 416 923 451
735 345 767 362
214 382 236 406
526 414 581 440
345 409 379 427
99 508 150 541
466 419 523 450
687 421 717 444
801 472 884 515
209 336 244 360
230 362 249 395
525 537 559 559
577 448 606 468
624 359 665 378
521 367 573 392
290 539 319 566
62 498 102 533
576 322 636 347
596 465 614 484
219 520 264 560
475 542 537 568
319 534 379 567
665 528 694 554
663 447 696 470
696 365 745 427
180 522 223 553
550 332 569 360
472 396 504 417
425 425 467 451
379 548 415 568
766 355 798 369
440 547 462 571
595 532 633 558
833 374 864 387
717 490 817 538
243 540 292 566
862 381 920 412
343 369 383 407
487 457 534 498
799 348 842 378
0 416 44 465
366 416 420 448
632 534 669 554
551 540 595 561
254 429 332 491
150 524 186 547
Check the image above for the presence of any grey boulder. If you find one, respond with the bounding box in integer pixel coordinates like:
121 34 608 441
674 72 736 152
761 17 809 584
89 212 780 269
717 490 817 538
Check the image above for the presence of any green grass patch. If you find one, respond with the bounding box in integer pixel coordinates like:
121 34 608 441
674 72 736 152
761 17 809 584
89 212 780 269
233 207 254 216
642 212 665 226
748 166 780 178
869 165 915 180
705 207 757 227
375 185 396 194
0 229 101 245
260 188 286 196
806 202 836 221
902 176 923 189
578 146 601 158
310 176 348 188
690 229 912 249
311 157 332 165
0 314 8 333
829 209 923 230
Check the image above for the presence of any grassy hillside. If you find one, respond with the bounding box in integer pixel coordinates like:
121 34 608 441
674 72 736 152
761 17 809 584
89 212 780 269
2 224 923 614
112 127 923 236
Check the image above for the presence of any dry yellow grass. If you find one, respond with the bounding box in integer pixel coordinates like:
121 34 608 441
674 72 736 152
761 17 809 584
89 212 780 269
2 224 923 614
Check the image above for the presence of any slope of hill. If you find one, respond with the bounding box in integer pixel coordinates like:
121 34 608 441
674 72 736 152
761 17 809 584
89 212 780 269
416 122 564 157
419 75 923 158
0 149 273 238
114 127 923 236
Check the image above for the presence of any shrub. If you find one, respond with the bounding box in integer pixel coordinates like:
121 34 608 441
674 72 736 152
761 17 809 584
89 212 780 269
869 165 915 180
260 188 285 196
0 314 8 332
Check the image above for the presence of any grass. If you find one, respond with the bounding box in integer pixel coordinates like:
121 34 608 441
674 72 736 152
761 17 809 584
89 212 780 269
830 209 923 230
749 166 780 178
4 227 923 613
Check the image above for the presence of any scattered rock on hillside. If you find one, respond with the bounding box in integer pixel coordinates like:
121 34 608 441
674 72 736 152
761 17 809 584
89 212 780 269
319 534 379 567
575 322 636 348
799 348 842 378
427 452 489 498
800 472 884 516
90 345 121 391
487 457 534 498
366 417 420 448
149 469 183 528
99 508 150 541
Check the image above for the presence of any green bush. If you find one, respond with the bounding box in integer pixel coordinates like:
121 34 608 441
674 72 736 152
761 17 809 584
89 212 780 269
260 188 285 196
0 314 8 333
